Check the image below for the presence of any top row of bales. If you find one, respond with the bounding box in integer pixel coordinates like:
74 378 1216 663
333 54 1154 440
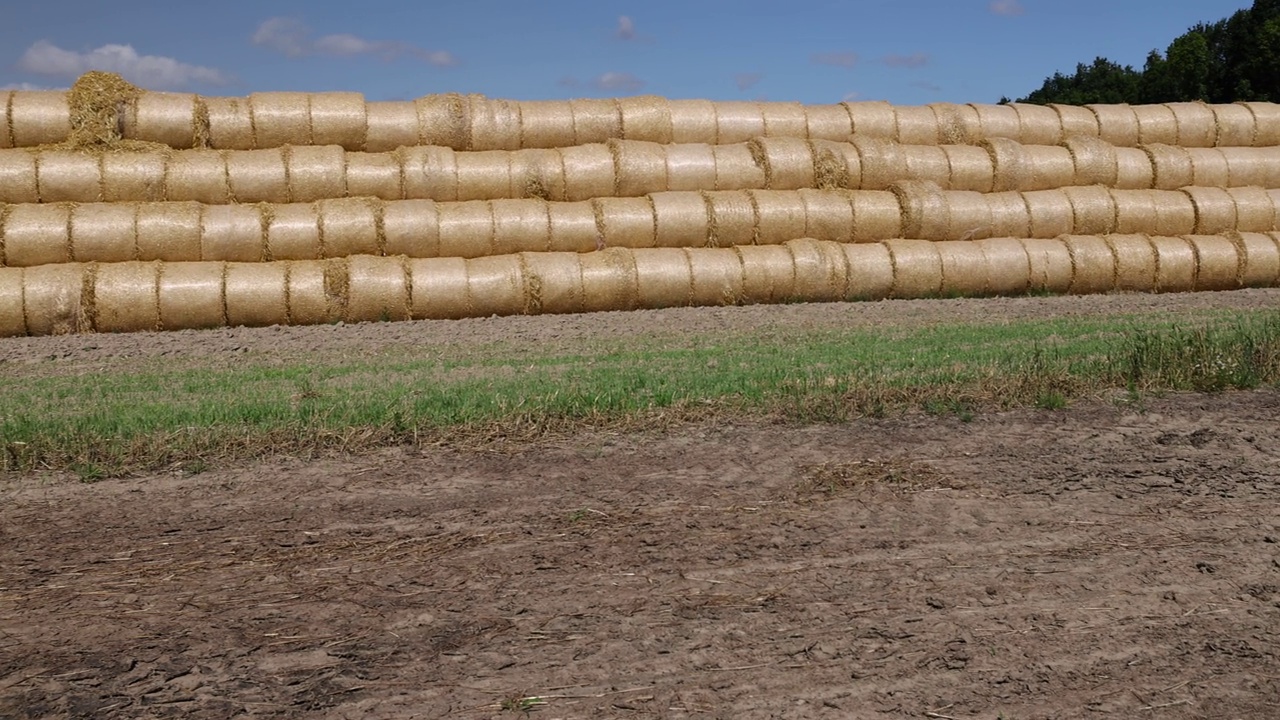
7 72 1280 152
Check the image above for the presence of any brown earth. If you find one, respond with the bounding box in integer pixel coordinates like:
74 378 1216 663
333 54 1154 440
2 292 1279 719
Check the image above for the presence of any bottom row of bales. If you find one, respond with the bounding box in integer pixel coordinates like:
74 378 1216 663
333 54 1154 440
1 234 1278 337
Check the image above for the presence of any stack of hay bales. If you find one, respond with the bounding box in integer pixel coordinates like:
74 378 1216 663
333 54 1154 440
1 72 1279 336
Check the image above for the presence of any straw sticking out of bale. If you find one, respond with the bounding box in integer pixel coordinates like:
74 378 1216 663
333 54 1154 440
932 103 977 145
704 191 755 248
812 140 854 190
1 91 13 150
416 93 469 149
890 180 950 240
64 72 139 147
511 148 565 201
519 251 584 315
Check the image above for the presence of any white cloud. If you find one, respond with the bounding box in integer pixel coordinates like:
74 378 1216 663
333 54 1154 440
591 72 645 93
812 52 859 68
616 16 636 40
989 0 1025 16
735 73 763 91
252 17 457 66
18 40 230 89
883 52 929 69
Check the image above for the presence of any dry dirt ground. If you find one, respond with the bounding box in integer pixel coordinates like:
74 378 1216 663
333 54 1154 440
1 293 1279 719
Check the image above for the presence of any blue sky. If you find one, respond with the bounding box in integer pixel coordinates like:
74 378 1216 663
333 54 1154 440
0 1 1254 104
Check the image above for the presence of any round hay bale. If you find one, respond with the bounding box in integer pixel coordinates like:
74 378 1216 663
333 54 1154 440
0 268 26 336
318 198 379 258
137 201 201 262
570 99 622 146
1063 185 1117 235
1211 103 1256 146
977 237 1031 296
1114 147 1155 189
1105 234 1157 291
468 96 521 152
703 190 755 247
937 240 989 296
713 143 767 191
560 144 616 202
1187 234 1241 290
895 105 941 145
416 93 469 149
1147 235 1196 292
400 146 458 202
1063 135 1119 187
805 104 854 142
249 92 311 148
1133 104 1179 145
510 148 565 201
850 137 906 191
901 145 952 188
651 191 710 248
579 247 638 312
619 96 674 145
945 190 995 241
363 102 419 152
850 190 903 242
22 263 86 335
1021 145 1076 191
1237 232 1280 287
225 262 289 327
751 190 808 245
1088 104 1140 147
738 244 797 303
285 260 331 325
308 92 366 151
286 145 347 203
668 100 719 144
932 103 980 145
799 189 855 242
9 91 70 147
94 261 160 332
1023 189 1075 238
455 150 513 202
811 139 857 190
1226 186 1275 232
761 101 809 138
890 180 949 240
491 198 551 255
884 238 942 298
435 200 494 258
346 152 402 201
1061 234 1116 294
1185 147 1231 188
1220 146 1280 188
1011 103 1063 146
407 257 469 319
203 97 254 150
664 143 717 192
346 255 410 322
1142 144 1193 190
687 247 746 306
124 92 197 148
750 137 814 190
266 203 322 261
982 138 1027 193
595 196 657 249
1239 102 1280 146
1020 237 1073 294
4 203 72 267
202 204 264 262
547 200 601 253
986 191 1031 238
611 139 669 197
713 101 765 144
0 91 12 150
1110 189 1158 235
71 203 137 263
788 239 848 302
226 148 288 203
1165 102 1216 148
845 101 897 139
517 100 575 148
1181 187 1237 235
37 150 102 203
942 144 995 193
518 251 584 315
968 103 1021 141
0 151 39 204
1151 190 1197 236
632 246 692 309
381 199 439 258
1051 104 1100 139
164 150 230 204
100 152 165 202
841 242 894 300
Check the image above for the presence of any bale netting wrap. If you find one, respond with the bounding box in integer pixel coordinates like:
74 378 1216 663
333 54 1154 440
1186 148 1234 189
787 239 848 302
595 196 657 250
547 200 601 253
811 139 858 190
1011 103 1063 146
761 101 809 138
123 92 197 149
363 102 419 152
895 105 942 145
0 268 25 336
37 150 102 203
1114 147 1155 189
71 202 138 263
738 244 798 303
884 239 942 298
491 198 551 255
346 152 402 200
900 145 951 188
380 199 439 258
704 190 756 248
633 247 693 309
400 146 459 202
1088 104 1140 147
713 143 767 191
804 104 854 141
101 152 165 202
889 180 950 241
1219 147 1280 188
619 96 674 145
22 263 87 336
560 144 616 202
687 246 746 306
1061 234 1116 294
519 251 585 315
9 91 71 147
346 255 410 322
936 240 990 296
1226 186 1276 232
1180 187 1238 235
226 148 289 204
570 99 622 146
969 103 1022 142
845 101 897 139
1051 104 1100 139
223 261 289 327
436 200 494 258
1236 232 1280 287
1166 102 1217 148
1063 135 1119 187
0 151 39 203
518 101 575 149
165 150 230 204
668 100 719 144
249 92 311 149
1110 189 1159 235
849 190 903 242
664 143 717 192
287 145 347 203
202 97 254 150
978 237 1031 296
982 138 1027 193
93 261 160 333
651 191 711 248
1150 190 1198 237
1020 237 1074 294
944 190 995 241
266 202 322 260
455 150 513 202
1105 234 1158 291
986 191 1032 239
1146 235 1196 292
610 140 668 197
512 148 565 201
1133 104 1179 146
1187 234 1242 290
850 137 906 191
932 103 980 145
306 92 365 150
1023 189 1076 238
319 198 380 258
942 144 995 193
0 91 12 150
4 203 73 267
798 189 855 243
841 242 894 300
137 201 201 262
713 101 765 144
408 257 469 319
1212 103 1257 147
155 261 224 329
416 93 469 150
1022 145 1076 191
1240 102 1280 146
751 190 808 246
202 204 265 262
1062 185 1118 235
468 96 522 152
750 137 816 190
579 247 639 313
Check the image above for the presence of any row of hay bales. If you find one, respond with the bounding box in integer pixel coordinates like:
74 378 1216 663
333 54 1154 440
2 234 1276 336
6 138 1280 205
7 87 1280 151
3 187 1278 267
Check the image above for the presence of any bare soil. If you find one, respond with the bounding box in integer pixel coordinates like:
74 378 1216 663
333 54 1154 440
2 293 1279 719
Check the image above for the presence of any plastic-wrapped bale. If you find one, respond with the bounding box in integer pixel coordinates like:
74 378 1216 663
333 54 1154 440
969 103 1021 142
491 198 551 255
407 257 468 319
619 96 674 145
900 145 951 188
1063 135 1119 187
226 148 288 203
381 200 439 258
1051 104 1100 139
1105 234 1157 291
1180 187 1237 235
749 137 815 190
400 146 458 202
9 91 70 147
942 144 995 193
0 151 39 203
265 202 322 260
885 239 942 298
633 246 693 309
987 191 1031 238
789 239 849 302
1185 148 1231 189
850 190 903 242
1141 143 1193 190
548 200 601 253
363 102 419 152
1226 187 1276 233
165 150 230 204
799 189 855 243
761 101 809 138
71 203 137 263
22 263 86 335
101 152 165 202
436 200 494 258
416 93 469 149
579 247 639 312
346 152 401 200
703 190 755 247
805 104 854 142
1088 104 1141 147
519 251 585 314
1147 235 1196 292
517 100 575 148
307 92 365 150
1063 185 1117 235
1237 232 1280 287
845 101 897 139
936 240 990 296
1188 234 1242 290
945 190 995 241
224 261 289 327
202 97 254 150
811 139 858 190
1061 234 1116 294
1212 103 1257 147
455 150 513 202
1134 104 1178 145
137 201 201 261
468 96 521 152
933 103 980 145
982 138 1027 193
3 203 72 267
319 198 380 258
511 148 565 201
0 268 26 336
1166 102 1217 148
1240 102 1280 146
751 190 808 246
345 255 410 322
202 204 265 262
1023 189 1075 238
1151 190 1197 236
124 92 197 148
1110 189 1158 235
895 105 941 145
93 261 160 333
687 246 746 306
713 143 767 191
594 196 656 250
560 144 616 202
668 100 718 144
739 244 798 303
651 191 710 248
890 180 950 241
249 92 311 148
1220 146 1280 188
286 145 347 203
978 237 1031 296
1011 103 1063 146
1020 237 1074 294
841 242 894 300
713 101 765 144
610 139 668 197
570 99 622 146
37 150 102 203
664 143 717 191
850 137 906 191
